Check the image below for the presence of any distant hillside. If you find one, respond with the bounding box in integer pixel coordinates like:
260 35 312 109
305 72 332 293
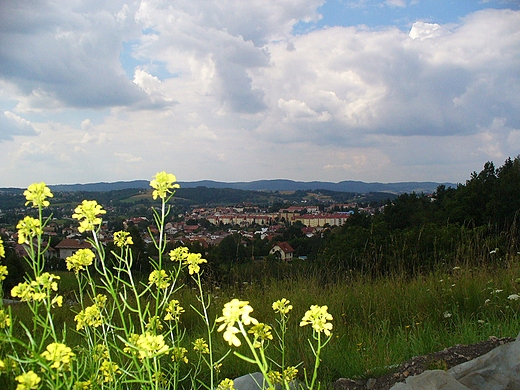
182 179 455 194
1 179 455 194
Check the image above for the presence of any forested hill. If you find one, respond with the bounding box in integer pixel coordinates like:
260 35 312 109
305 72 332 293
319 156 520 277
5 179 454 194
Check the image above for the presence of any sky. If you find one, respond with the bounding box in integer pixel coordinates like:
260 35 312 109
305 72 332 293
1 0 519 188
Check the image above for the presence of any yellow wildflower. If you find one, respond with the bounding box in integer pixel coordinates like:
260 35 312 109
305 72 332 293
74 296 107 330
145 315 163 332
41 342 75 371
74 380 92 389
11 282 33 301
51 295 63 307
72 200 106 233
148 269 170 289
216 378 235 390
24 182 53 208
16 216 42 244
135 332 169 360
217 299 258 347
267 371 283 385
300 305 333 336
0 237 5 258
283 366 298 382
248 323 273 348
222 325 241 347
15 370 41 390
217 299 258 329
272 298 293 315
185 252 207 275
123 334 140 355
171 347 188 364
0 265 8 280
113 231 133 247
98 360 120 383
92 344 109 360
169 246 189 262
34 272 60 291
0 309 11 328
150 171 180 200
164 299 185 321
66 248 95 273
193 338 210 354
169 247 207 273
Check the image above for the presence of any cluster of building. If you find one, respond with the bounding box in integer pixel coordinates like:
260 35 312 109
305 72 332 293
1 202 381 264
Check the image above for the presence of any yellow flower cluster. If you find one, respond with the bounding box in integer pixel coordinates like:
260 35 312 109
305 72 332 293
169 247 207 274
11 273 62 306
0 265 8 281
248 323 273 348
216 299 258 347
24 182 53 208
300 305 333 336
282 366 299 382
145 315 163 332
74 380 92 389
148 269 170 289
164 299 184 321
216 378 235 390
41 342 75 371
150 171 180 200
267 366 299 384
16 216 42 244
0 309 11 329
66 248 95 273
0 237 6 283
74 294 107 330
133 332 169 360
171 346 188 364
92 344 109 360
72 200 106 233
169 246 189 261
98 360 121 383
15 370 41 390
113 231 133 247
0 237 5 258
272 298 293 315
192 338 210 354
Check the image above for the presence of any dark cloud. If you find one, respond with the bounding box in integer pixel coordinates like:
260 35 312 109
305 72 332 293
0 1 156 109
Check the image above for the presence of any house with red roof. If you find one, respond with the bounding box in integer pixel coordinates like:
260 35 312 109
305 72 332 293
269 241 295 261
54 238 92 259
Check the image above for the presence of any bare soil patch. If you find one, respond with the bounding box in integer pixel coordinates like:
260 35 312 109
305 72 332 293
333 336 515 390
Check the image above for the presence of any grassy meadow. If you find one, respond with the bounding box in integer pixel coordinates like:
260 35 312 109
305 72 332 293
6 259 520 387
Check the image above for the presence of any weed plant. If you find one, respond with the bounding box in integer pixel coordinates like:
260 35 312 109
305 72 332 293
1 176 520 389
0 175 334 390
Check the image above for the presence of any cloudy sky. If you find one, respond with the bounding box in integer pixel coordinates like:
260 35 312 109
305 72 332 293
1 0 519 187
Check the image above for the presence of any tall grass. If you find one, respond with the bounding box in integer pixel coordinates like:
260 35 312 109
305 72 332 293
8 258 518 387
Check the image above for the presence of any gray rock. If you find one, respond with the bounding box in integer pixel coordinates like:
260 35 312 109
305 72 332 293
232 372 306 390
390 333 520 390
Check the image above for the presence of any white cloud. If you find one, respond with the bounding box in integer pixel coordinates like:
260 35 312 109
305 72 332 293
0 3 519 187
409 21 450 40
114 152 143 163
385 0 406 7
0 111 38 140
278 99 331 123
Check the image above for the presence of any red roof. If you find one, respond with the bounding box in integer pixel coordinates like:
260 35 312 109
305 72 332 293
54 238 92 249
273 241 294 253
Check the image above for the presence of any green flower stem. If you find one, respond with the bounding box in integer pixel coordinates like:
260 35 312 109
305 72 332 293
235 321 275 390
194 272 216 389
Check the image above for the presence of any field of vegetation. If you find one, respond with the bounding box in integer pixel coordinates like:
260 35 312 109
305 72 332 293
1 156 520 389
